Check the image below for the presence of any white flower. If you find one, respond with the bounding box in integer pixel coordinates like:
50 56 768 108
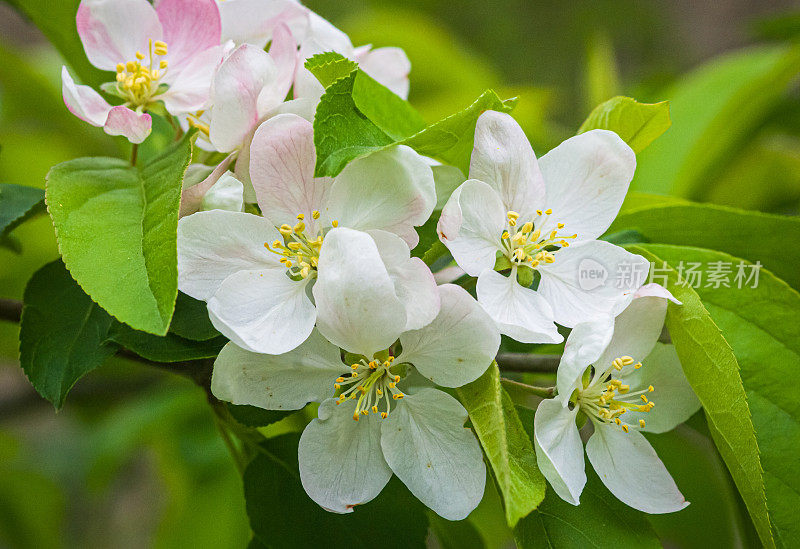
533 284 701 513
177 114 437 354
211 278 501 520
438 110 649 343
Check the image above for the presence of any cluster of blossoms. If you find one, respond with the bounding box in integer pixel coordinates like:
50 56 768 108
65 0 700 520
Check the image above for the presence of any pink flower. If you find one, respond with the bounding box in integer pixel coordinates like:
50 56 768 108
62 0 225 143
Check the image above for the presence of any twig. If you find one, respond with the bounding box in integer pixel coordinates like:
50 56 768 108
0 298 22 323
495 352 560 373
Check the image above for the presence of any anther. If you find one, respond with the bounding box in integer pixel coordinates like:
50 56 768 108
331 220 339 227
312 210 320 219
639 419 646 428
640 395 649 403
621 424 629 433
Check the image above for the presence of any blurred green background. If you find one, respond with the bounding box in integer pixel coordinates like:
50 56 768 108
1 0 799 547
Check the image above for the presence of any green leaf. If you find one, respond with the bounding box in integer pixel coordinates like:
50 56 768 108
46 132 194 335
610 202 800 290
0 183 44 236
244 434 429 548
638 243 800 548
513 470 661 549
227 405 295 428
456 362 546 527
312 54 426 176
628 244 774 548
168 292 220 342
403 91 517 175
19 260 118 408
428 511 486 549
311 54 516 177
305 52 359 88
578 96 671 153
106 321 226 363
583 31 620 113
633 45 800 198
6 0 106 89
646 420 760 549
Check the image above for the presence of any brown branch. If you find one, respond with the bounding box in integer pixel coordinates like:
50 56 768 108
0 298 22 323
2 296 557 379
495 352 560 373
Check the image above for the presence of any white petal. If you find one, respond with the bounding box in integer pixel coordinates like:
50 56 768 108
326 145 436 249
622 343 701 434
209 44 278 152
177 210 281 300
354 46 410 99
539 130 635 242
76 0 161 70
249 113 332 231
368 230 440 331
398 284 499 388
533 399 586 505
536 240 649 327
201 172 244 212
594 290 671 371
469 111 545 220
313 228 406 357
476 269 562 344
437 179 505 277
381 389 486 520
208 268 315 355
61 66 111 126
586 422 688 514
299 399 393 513
556 316 615 403
211 331 343 409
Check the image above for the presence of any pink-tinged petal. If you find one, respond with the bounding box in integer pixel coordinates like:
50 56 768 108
476 269 563 344
104 106 152 143
354 47 410 99
469 111 546 222
268 23 298 102
209 44 278 152
77 0 162 70
61 66 111 126
539 129 636 243
249 114 332 231
159 44 226 114
303 12 353 52
219 0 308 48
180 153 235 217
155 0 221 72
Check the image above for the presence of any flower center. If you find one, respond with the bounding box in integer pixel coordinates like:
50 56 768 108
333 357 405 421
114 39 169 106
576 355 655 432
264 212 338 280
500 209 577 268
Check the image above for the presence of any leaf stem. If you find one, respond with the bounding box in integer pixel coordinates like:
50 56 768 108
130 143 138 166
500 377 555 399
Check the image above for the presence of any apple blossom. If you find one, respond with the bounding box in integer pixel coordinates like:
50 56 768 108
63 0 226 143
211 276 500 520
533 284 701 513
177 116 436 354
438 110 650 343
